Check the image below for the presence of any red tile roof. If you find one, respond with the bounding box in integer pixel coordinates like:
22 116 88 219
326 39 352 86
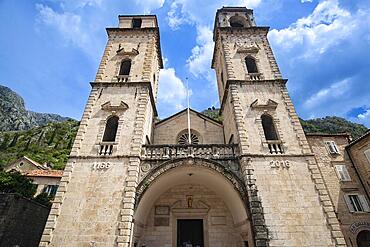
25 170 63 178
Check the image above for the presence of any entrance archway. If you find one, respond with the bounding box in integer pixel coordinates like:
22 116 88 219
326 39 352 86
357 230 370 247
133 159 253 247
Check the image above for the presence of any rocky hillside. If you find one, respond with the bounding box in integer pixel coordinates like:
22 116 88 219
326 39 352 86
0 85 70 131
0 120 79 170
202 108 368 140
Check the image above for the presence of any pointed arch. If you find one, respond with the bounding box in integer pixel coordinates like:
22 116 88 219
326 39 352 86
245 56 258 73
261 114 279 141
102 115 119 142
119 59 131 76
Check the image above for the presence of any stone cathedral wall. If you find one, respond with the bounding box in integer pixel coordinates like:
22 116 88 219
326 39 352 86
48 158 129 246
137 184 246 247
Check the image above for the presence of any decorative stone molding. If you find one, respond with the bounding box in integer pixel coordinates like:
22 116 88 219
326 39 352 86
116 46 139 56
250 99 278 110
135 158 248 209
235 41 260 53
101 101 129 111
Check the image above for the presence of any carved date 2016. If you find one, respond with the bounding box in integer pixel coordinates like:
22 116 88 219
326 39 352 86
92 162 111 170
270 160 290 169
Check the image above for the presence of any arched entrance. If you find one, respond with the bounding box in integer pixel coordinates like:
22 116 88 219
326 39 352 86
133 159 253 247
357 230 370 247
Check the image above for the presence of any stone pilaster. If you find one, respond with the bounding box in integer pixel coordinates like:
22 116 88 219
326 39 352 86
280 84 311 154
95 39 114 82
229 83 249 153
39 161 75 246
306 157 347 246
117 86 150 247
70 86 100 156
241 157 269 247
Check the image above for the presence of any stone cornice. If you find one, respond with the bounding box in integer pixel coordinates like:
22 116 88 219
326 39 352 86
219 79 288 114
90 81 158 116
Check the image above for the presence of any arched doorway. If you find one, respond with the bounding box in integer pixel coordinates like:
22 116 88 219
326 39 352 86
357 230 370 247
133 161 253 247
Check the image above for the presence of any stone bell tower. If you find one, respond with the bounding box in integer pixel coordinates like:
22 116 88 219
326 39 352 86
39 15 163 247
212 7 346 247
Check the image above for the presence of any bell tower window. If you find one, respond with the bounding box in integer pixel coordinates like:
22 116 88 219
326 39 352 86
229 15 248 27
245 56 258 73
102 116 119 142
132 18 142 28
119 59 131 76
261 114 279 141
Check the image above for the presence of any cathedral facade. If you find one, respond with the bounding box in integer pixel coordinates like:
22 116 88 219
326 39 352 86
39 7 370 247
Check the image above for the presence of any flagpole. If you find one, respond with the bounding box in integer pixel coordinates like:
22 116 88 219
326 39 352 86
186 77 191 145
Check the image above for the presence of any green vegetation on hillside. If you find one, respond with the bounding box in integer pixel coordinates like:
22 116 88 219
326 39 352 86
299 116 368 140
0 120 79 170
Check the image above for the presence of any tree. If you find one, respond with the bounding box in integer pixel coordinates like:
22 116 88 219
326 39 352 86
0 170 36 198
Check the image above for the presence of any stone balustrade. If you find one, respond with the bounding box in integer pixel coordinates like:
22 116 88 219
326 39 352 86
142 144 239 160
248 73 262 80
267 140 284 154
98 142 115 155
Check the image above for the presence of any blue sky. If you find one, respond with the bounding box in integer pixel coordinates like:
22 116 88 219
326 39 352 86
0 0 369 127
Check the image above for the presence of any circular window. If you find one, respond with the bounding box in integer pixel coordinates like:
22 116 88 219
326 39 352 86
178 132 200 145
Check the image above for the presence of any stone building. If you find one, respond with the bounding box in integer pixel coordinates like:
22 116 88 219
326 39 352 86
39 7 370 247
6 156 62 198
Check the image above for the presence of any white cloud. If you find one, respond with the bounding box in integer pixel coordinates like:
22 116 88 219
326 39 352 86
301 0 313 3
36 4 92 55
358 109 370 120
167 0 263 85
158 68 188 112
187 25 214 81
268 0 355 57
135 0 165 13
303 78 351 109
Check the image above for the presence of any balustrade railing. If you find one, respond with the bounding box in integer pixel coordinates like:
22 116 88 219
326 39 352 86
248 73 262 81
142 144 239 160
117 75 129 82
267 140 284 154
98 142 115 155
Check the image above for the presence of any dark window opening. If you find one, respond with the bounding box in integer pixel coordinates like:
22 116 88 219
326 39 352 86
102 116 119 142
245 57 258 73
357 230 370 247
261 114 279 140
230 21 244 27
229 15 248 28
221 71 224 86
119 60 131 76
132 18 142 28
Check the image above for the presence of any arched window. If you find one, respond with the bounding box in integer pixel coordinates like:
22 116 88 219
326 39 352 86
357 230 370 247
102 116 119 142
229 15 248 28
245 57 258 73
178 131 200 145
261 114 279 141
119 59 131 76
